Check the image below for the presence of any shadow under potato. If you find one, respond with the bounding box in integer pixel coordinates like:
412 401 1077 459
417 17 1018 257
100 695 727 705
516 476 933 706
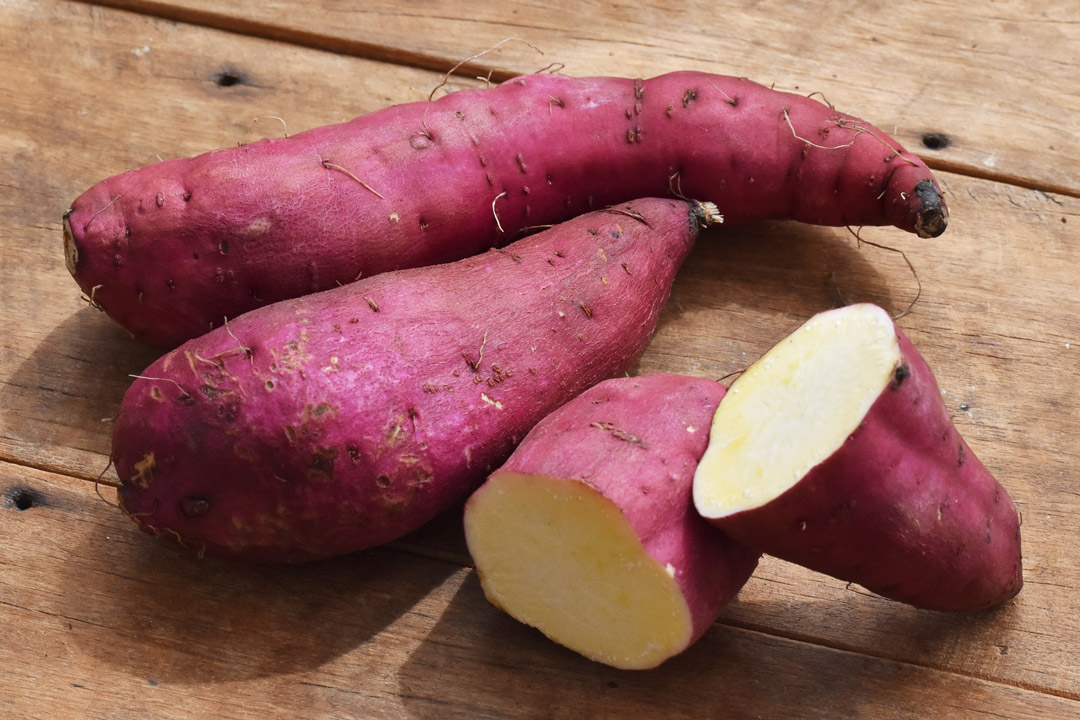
636 220 908 380
0 308 161 474
394 572 1003 720
58 515 460 685
674 220 909 320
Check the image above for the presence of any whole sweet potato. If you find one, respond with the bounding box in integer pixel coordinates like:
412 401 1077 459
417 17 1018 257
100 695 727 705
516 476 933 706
465 374 758 669
693 304 1023 611
112 198 717 562
65 71 947 346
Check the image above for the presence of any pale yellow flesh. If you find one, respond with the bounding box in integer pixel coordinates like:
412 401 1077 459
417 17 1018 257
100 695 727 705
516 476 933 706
465 473 693 670
693 304 902 518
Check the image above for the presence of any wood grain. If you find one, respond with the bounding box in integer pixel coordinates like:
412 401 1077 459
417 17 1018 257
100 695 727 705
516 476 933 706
2 0 1079 717
4 462 1079 719
87 0 1080 196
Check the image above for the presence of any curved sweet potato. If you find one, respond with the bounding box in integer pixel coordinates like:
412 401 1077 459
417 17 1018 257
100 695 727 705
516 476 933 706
65 71 947 346
112 198 716 562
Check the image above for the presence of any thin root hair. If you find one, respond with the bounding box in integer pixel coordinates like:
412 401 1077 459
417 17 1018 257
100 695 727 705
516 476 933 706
717 367 747 385
845 226 923 319
704 78 738 106
834 119 919 167
491 190 508 233
81 284 105 311
223 316 254 361
805 91 836 110
782 108 857 152
120 497 159 521
599 206 652 228
668 170 688 200
94 480 121 509
468 330 490 372
476 68 495 89
94 456 123 508
322 159 385 199
534 62 565 75
429 38 545 102
246 115 290 138
83 194 122 232
130 374 194 401
781 110 920 169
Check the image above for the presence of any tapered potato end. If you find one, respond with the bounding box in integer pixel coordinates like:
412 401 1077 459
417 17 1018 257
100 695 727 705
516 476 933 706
693 303 1022 611
465 472 695 670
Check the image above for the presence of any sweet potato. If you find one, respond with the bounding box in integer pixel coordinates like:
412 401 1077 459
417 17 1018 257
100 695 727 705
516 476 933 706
692 303 1023 611
464 374 758 669
65 71 948 346
112 198 718 562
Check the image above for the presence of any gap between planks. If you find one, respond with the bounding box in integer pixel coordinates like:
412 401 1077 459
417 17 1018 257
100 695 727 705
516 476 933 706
76 0 1080 200
80 0 524 83
0 449 109 486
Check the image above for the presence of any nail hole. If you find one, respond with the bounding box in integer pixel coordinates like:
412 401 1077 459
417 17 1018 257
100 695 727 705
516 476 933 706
212 69 248 88
921 132 951 150
9 488 40 511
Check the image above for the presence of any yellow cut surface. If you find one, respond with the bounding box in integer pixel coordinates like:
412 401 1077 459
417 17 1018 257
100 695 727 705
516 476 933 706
693 303 901 519
464 472 693 670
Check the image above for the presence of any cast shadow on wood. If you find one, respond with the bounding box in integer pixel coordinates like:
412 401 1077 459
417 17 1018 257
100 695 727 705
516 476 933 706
394 572 1020 720
0 308 161 472
58 510 460 685
394 572 790 719
645 220 916 362
720 573 1024 674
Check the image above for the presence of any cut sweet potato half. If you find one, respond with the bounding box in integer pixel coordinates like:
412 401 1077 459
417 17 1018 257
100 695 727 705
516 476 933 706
693 303 1023 611
465 375 758 669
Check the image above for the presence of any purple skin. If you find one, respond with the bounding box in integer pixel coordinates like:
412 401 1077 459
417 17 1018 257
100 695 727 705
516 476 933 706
112 199 710 562
484 374 760 644
65 71 948 347
713 327 1023 612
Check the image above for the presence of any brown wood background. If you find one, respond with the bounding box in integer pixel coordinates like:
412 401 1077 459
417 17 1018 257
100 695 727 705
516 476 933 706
2 1 1078 717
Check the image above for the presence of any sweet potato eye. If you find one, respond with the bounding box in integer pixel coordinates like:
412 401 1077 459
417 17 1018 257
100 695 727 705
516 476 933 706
180 497 210 517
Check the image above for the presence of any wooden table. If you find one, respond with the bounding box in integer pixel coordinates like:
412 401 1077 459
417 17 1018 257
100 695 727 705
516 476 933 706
3 1 1078 717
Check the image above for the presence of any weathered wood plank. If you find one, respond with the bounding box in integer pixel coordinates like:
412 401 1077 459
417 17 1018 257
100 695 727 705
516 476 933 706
4 462 1079 719
85 0 1080 195
3 0 1079 712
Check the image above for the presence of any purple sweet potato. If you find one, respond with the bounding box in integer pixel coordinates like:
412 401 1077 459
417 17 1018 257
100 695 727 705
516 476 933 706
65 71 947 346
112 198 718 562
693 304 1023 611
465 374 758 669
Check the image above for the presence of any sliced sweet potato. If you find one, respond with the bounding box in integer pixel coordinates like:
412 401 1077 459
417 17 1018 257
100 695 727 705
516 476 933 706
466 375 758 668
693 303 1023 611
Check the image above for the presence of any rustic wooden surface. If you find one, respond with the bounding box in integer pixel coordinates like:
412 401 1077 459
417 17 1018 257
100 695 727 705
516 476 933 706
2 0 1078 717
